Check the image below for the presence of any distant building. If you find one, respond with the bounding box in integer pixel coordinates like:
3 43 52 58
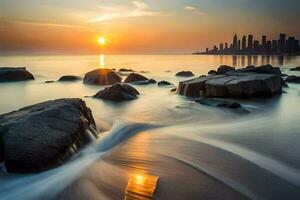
253 40 259 52
242 36 247 50
262 35 267 50
279 33 286 53
220 43 224 51
233 34 238 51
247 35 253 50
238 40 241 50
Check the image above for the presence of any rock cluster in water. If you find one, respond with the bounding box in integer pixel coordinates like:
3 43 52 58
83 68 122 85
178 65 282 98
94 83 139 101
0 98 97 173
0 67 34 82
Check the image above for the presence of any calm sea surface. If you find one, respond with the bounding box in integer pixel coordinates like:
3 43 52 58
1 54 300 200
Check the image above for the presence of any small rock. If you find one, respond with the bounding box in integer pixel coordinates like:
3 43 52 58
216 65 235 74
208 70 217 75
290 66 300 71
0 67 34 82
94 83 139 101
119 68 135 72
285 75 300 83
83 68 122 85
124 73 148 83
175 71 195 77
170 87 177 92
45 80 55 83
158 81 173 86
58 75 81 82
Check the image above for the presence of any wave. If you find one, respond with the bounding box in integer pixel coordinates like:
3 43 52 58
0 120 157 200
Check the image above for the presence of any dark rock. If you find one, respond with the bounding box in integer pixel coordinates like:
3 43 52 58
119 68 135 72
285 75 300 83
240 64 281 75
58 75 81 82
45 80 55 83
195 98 242 109
290 66 300 71
83 68 122 85
175 71 195 77
0 67 34 82
281 74 288 77
282 79 289 88
158 80 173 86
94 83 139 101
0 98 97 173
124 73 148 83
170 87 177 92
148 79 157 84
216 65 235 74
208 70 217 75
178 72 282 98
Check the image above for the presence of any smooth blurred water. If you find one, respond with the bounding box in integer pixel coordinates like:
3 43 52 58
1 54 300 200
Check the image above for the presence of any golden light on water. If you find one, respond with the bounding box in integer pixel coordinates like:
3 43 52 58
125 174 159 200
99 54 105 68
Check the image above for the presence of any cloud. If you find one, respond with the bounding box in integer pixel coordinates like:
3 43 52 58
90 1 160 22
184 6 196 11
184 5 206 15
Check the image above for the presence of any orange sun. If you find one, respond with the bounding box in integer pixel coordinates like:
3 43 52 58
97 37 106 45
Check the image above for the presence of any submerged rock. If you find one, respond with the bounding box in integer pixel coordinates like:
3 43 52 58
158 80 173 86
124 73 148 83
94 83 139 101
0 98 97 173
58 75 82 82
216 65 235 74
83 68 122 85
178 66 282 98
290 66 300 71
0 67 34 82
195 98 242 109
45 80 55 83
175 71 195 77
285 75 300 83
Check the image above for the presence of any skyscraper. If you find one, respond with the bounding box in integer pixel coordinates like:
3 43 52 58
220 43 224 51
242 36 246 50
238 40 241 51
233 34 238 51
279 33 286 53
262 35 267 50
247 35 253 50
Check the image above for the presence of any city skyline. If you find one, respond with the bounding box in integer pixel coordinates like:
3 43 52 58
198 33 300 55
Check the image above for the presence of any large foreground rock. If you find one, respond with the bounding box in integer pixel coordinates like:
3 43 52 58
124 73 148 83
94 83 139 101
0 67 34 82
178 65 282 98
83 68 122 85
0 98 97 173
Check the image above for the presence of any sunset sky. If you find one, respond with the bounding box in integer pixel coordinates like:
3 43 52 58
1 0 300 54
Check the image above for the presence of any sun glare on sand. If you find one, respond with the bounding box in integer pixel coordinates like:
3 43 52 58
97 37 106 46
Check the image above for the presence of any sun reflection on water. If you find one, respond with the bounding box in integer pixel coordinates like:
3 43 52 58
125 174 159 200
99 54 105 68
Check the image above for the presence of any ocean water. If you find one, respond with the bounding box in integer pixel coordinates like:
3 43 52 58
0 54 300 200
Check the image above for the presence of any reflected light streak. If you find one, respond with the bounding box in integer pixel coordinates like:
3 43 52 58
125 174 159 200
99 54 105 68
